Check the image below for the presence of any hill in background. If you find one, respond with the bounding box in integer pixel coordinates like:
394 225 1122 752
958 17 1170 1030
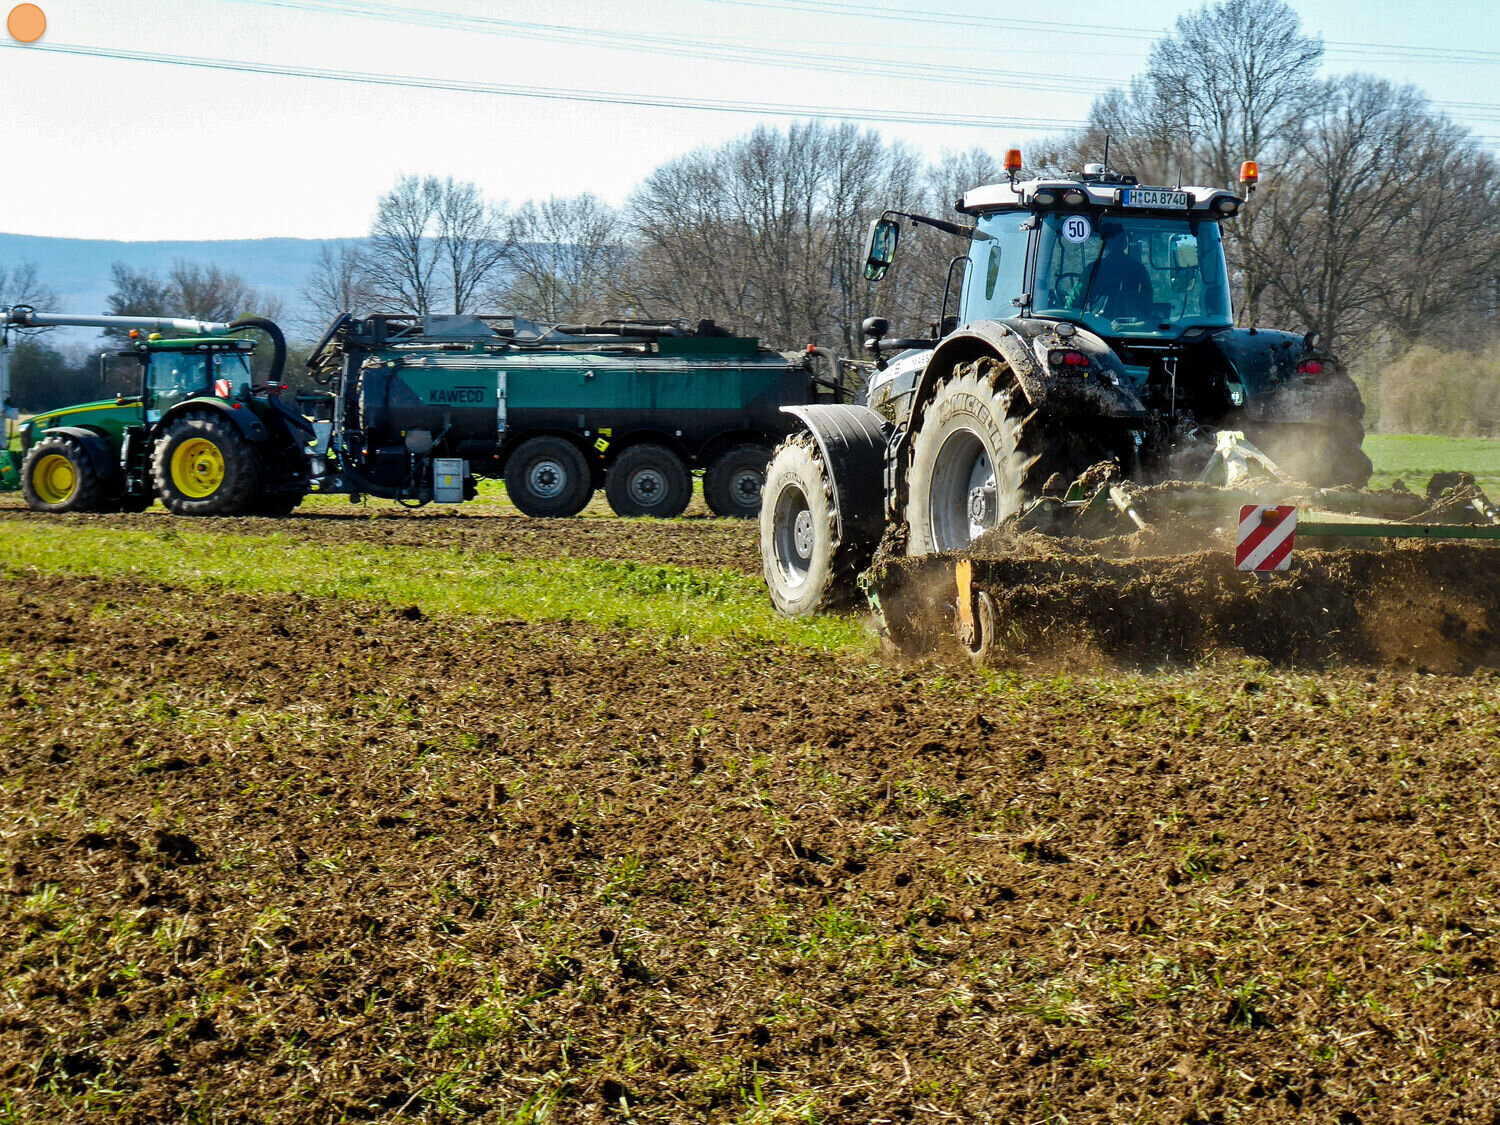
0 232 348 343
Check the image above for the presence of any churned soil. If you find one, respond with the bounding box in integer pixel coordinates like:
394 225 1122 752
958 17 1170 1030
3 570 1500 1122
875 539 1500 674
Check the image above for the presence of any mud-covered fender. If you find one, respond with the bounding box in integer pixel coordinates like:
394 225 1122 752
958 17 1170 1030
36 426 118 483
919 321 1043 413
781 404 889 546
1208 328 1362 423
910 319 1147 428
161 397 271 443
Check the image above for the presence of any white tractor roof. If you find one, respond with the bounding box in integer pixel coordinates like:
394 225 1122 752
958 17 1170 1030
961 179 1238 214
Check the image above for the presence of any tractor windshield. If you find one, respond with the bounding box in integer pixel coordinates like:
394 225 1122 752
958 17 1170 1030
1032 212 1232 338
145 352 209 419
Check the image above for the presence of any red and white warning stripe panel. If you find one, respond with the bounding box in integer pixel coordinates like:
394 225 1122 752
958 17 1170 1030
1236 505 1297 572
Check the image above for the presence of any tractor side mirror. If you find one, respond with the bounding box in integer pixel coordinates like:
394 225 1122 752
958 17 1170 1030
863 217 901 282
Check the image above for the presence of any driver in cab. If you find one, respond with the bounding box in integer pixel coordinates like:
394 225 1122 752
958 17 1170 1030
1071 229 1154 321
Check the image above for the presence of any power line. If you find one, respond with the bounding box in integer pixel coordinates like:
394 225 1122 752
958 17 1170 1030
697 0 1500 66
4 41 1086 132
222 0 1126 96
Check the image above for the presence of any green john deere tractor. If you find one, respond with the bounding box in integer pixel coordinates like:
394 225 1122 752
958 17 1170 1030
1 308 308 515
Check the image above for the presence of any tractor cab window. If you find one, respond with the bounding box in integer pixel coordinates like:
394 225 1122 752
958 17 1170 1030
1033 213 1232 338
959 211 1031 323
145 352 209 419
214 351 254 395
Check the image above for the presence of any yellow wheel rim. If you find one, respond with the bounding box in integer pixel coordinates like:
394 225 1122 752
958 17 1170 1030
170 437 226 499
32 453 77 504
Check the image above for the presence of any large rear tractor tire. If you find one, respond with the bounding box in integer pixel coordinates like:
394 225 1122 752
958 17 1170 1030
152 412 263 517
761 432 866 616
1252 366 1373 489
904 358 1032 557
704 444 773 519
505 435 593 517
605 443 692 519
21 435 104 513
1256 418 1373 490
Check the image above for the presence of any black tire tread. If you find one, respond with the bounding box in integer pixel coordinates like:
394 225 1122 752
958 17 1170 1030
760 432 868 615
704 443 773 519
605 443 692 519
20 434 105 513
151 411 263 517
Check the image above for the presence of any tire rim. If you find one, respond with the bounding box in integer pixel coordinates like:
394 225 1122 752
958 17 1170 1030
730 468 764 506
527 458 567 499
928 429 995 552
32 453 77 504
170 438 225 499
771 482 814 588
626 467 666 506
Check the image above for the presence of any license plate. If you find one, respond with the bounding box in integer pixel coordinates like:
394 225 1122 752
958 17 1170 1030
1122 189 1188 209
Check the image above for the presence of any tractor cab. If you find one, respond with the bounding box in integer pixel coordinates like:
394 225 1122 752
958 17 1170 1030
136 337 257 422
858 162 1249 421
954 169 1241 344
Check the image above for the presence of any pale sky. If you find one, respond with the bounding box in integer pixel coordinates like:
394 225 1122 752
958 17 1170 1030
2 0 1497 241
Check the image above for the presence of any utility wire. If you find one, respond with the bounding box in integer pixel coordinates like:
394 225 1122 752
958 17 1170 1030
221 0 1126 95
4 41 1086 131
697 0 1500 65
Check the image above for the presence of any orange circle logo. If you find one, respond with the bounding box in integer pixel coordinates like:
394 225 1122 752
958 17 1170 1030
7 4 45 42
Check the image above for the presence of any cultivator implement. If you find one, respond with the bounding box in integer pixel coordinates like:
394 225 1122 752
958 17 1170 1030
863 434 1500 671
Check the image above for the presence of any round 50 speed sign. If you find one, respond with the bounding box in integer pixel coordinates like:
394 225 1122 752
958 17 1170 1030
1061 216 1092 244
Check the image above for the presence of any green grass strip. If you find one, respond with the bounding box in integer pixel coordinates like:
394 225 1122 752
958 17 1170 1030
1364 434 1500 494
0 524 872 654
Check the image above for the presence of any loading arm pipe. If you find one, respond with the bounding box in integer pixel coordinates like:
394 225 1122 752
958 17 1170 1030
1 306 235 336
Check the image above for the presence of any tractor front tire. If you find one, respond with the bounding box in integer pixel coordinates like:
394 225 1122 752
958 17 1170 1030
705 444 773 519
605 443 692 519
21 435 104 513
505 435 594 517
152 412 263 517
760 432 864 616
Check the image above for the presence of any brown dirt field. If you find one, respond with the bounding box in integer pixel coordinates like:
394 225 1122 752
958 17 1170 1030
3 571 1500 1122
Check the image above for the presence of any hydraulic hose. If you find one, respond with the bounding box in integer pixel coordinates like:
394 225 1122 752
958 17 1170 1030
228 315 286 383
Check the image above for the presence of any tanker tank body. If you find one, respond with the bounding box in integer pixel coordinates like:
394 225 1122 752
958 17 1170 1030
303 312 848 516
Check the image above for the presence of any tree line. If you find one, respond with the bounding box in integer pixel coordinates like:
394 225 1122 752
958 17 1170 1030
5 0 1497 431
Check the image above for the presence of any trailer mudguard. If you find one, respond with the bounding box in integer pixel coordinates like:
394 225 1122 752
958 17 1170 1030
36 426 117 484
162 398 271 443
781 404 889 546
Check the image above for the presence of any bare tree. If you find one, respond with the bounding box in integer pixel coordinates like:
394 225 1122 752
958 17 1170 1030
622 145 760 336
365 175 509 316
822 125 925 353
1254 77 1459 352
299 241 374 331
435 177 509 315
168 261 281 323
366 175 444 315
495 194 623 323
103 260 280 337
0 260 59 311
623 120 929 350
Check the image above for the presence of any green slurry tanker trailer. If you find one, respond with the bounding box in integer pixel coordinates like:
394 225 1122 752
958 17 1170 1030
0 308 847 518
